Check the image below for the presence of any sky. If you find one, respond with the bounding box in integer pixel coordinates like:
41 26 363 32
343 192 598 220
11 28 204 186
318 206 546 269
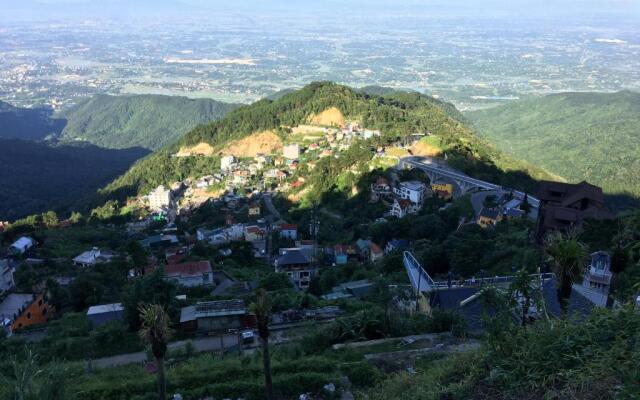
3 0 639 22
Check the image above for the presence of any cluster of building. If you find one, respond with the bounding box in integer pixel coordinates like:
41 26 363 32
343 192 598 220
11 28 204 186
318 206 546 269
477 196 528 228
370 177 454 219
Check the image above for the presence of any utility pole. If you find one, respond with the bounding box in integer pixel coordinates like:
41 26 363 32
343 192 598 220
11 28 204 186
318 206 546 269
309 204 320 268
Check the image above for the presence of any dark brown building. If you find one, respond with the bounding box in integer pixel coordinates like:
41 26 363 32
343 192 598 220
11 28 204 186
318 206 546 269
536 181 612 238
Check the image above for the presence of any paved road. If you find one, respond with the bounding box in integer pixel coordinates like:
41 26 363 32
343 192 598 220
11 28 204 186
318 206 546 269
470 190 503 217
262 193 282 221
92 327 300 369
93 333 241 368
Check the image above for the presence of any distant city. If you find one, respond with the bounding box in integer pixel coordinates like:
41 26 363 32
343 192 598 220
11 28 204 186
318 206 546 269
1 15 639 111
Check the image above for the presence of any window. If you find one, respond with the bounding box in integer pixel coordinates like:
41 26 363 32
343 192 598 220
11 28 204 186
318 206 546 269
42 308 47 316
27 312 31 319
38 299 43 306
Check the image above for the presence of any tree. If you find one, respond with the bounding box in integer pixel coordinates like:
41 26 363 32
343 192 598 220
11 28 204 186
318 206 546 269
122 270 177 331
545 231 588 315
126 239 148 268
250 289 274 400
508 268 544 327
41 211 58 228
139 304 171 400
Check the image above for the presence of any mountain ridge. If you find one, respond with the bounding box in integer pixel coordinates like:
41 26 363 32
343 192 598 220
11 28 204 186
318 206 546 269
467 90 640 200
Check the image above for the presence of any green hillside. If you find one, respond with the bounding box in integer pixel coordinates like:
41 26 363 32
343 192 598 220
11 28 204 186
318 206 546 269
58 94 240 150
0 100 65 141
0 138 147 220
102 82 554 199
468 91 640 197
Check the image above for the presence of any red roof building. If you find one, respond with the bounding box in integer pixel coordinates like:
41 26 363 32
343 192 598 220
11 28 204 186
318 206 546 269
164 261 213 287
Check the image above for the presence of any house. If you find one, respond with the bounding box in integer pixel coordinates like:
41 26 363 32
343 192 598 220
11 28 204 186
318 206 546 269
87 303 124 328
164 260 213 287
574 251 613 307
390 198 418 218
355 240 384 263
283 144 300 159
244 225 267 241
279 224 298 240
536 181 611 238
370 243 384 262
0 294 54 335
394 181 427 204
148 185 172 210
325 245 350 265
210 271 257 297
197 228 230 246
322 280 374 300
477 208 502 228
385 239 409 254
72 247 116 267
220 155 236 170
248 203 261 216
139 234 179 249
371 177 391 194
0 259 15 293
275 248 315 289
431 181 453 200
180 299 255 333
10 237 36 255
503 207 525 220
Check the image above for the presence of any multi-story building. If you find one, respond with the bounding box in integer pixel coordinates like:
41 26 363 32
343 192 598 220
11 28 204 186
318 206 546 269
394 181 427 205
275 248 316 289
148 185 172 210
577 251 613 307
536 181 611 238
283 144 300 160
0 293 54 335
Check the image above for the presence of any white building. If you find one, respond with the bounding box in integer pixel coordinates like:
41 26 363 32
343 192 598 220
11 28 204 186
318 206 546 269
73 247 115 268
10 237 36 255
575 251 613 307
0 259 14 293
220 155 236 171
148 185 172 210
394 181 427 204
283 144 300 160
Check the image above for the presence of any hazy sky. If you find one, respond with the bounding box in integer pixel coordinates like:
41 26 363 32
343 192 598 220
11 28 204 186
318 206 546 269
3 0 640 22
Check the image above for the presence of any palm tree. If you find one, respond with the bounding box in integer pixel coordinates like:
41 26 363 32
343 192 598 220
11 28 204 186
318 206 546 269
508 268 543 327
545 231 588 316
139 304 171 400
250 289 274 400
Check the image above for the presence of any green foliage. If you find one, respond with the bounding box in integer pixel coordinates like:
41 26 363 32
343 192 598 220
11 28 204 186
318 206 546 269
58 94 239 150
122 270 178 331
469 91 640 201
103 82 554 200
0 138 146 220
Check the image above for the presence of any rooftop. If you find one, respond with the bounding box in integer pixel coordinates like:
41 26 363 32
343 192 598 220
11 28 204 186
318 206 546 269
165 260 212 276
180 299 246 323
87 303 124 315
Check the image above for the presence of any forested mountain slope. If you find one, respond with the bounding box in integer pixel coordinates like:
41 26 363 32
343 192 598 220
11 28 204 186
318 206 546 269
0 139 147 220
102 82 554 200
0 100 65 141
58 94 240 150
468 91 640 197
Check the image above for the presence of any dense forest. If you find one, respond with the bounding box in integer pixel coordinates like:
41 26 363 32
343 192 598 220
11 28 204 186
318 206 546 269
468 91 640 199
0 139 147 220
58 94 240 150
102 82 554 200
0 100 65 141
